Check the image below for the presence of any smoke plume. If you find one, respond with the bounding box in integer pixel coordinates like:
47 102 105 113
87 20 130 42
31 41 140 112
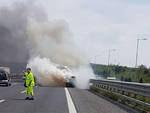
0 1 95 89
0 2 46 63
27 18 86 68
26 18 95 88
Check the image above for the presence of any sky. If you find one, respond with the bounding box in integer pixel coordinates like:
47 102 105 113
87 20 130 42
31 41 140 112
0 0 150 67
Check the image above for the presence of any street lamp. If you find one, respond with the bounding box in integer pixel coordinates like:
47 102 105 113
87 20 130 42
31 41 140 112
108 49 116 66
135 38 147 68
107 49 116 77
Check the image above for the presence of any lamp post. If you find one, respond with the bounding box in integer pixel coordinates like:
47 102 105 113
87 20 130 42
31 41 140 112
134 37 147 82
107 49 116 77
108 49 116 66
135 38 147 68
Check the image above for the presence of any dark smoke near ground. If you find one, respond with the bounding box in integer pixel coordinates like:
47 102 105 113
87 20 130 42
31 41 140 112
0 2 47 63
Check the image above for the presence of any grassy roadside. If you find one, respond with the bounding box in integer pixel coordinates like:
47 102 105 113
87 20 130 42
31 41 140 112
90 86 150 113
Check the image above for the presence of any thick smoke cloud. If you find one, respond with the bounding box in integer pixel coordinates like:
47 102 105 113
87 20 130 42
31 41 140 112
27 18 87 68
0 1 95 88
26 18 94 88
0 2 46 63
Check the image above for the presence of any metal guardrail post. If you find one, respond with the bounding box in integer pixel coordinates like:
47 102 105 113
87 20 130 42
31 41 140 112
90 79 150 110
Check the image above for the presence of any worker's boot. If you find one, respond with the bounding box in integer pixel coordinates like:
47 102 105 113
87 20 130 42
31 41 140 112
25 97 29 100
29 96 34 100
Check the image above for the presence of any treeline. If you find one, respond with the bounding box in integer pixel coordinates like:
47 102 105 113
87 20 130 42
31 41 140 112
91 63 150 83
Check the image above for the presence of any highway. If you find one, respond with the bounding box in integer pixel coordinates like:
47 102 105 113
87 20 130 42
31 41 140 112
0 83 129 113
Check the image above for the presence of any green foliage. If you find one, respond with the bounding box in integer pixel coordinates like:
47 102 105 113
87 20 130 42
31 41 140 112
90 63 150 83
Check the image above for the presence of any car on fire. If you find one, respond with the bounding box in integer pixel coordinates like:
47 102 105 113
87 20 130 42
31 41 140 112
57 65 76 88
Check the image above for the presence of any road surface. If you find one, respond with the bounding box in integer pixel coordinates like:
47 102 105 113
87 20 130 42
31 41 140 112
0 83 129 113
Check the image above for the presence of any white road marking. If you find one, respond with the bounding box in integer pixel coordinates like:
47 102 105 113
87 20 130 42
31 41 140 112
65 88 77 113
21 90 26 94
0 99 5 103
11 82 19 87
12 83 17 86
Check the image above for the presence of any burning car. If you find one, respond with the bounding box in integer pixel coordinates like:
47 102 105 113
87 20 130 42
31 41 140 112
57 65 76 88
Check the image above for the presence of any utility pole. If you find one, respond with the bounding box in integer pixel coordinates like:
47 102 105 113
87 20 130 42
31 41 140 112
135 38 147 68
135 39 139 68
134 37 147 81
107 49 116 77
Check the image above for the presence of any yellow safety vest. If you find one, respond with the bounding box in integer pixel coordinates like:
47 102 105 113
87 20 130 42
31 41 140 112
25 72 35 87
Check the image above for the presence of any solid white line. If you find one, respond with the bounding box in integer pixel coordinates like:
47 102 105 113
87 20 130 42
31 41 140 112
0 99 5 103
65 88 77 113
21 90 26 94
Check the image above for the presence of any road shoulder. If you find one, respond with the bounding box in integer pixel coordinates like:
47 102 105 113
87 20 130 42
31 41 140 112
69 88 128 113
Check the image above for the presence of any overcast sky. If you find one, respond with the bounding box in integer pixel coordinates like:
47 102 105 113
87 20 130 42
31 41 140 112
0 0 150 67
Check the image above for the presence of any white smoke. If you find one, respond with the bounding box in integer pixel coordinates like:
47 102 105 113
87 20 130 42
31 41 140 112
26 18 86 68
0 1 95 88
27 57 73 87
72 66 95 89
26 18 95 89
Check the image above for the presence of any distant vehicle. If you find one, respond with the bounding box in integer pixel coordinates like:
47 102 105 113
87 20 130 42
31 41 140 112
107 77 116 80
0 67 11 86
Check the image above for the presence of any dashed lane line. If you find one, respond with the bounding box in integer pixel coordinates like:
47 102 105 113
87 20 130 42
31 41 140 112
20 90 26 94
0 99 5 103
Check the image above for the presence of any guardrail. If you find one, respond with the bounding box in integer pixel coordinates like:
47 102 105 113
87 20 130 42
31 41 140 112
90 79 150 109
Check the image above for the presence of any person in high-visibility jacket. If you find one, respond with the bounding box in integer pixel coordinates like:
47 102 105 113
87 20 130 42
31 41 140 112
25 68 35 100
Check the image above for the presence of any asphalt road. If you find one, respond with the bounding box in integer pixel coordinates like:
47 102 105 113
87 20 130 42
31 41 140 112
0 83 69 113
0 83 129 113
